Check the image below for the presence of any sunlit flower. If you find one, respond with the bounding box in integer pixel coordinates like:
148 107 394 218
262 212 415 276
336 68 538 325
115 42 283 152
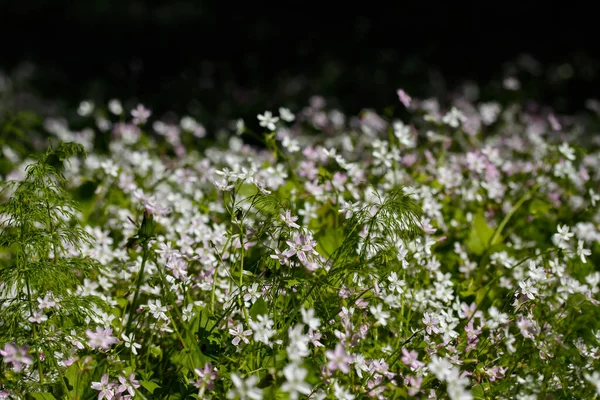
257 111 279 131
325 343 352 373
91 373 116 400
121 333 142 355
227 374 263 400
229 323 253 346
86 327 119 350
0 344 34 372
396 89 412 108
279 107 295 122
131 104 151 125
281 364 311 399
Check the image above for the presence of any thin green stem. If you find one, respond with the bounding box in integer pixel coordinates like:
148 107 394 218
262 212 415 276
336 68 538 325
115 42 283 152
125 243 150 336
488 182 540 249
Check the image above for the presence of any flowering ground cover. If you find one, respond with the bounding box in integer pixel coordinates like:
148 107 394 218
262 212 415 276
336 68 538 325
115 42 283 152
1 77 600 399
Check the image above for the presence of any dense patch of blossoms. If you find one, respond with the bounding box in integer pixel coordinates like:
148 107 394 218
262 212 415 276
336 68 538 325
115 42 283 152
1 81 600 399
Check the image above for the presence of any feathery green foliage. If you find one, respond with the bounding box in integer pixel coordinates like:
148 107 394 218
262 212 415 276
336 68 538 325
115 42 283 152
0 142 105 390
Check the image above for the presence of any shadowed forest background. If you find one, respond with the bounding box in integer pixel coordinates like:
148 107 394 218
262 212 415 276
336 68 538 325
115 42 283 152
1 1 598 133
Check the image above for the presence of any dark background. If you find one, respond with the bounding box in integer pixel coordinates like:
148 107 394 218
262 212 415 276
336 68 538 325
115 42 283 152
1 1 598 126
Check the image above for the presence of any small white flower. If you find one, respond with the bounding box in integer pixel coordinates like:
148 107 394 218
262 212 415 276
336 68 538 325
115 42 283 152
280 364 312 399
589 189 599 207
100 159 119 177
121 333 142 355
584 371 600 394
558 142 576 161
428 355 454 381
227 374 263 400
108 99 123 115
279 107 295 122
518 280 539 300
552 224 574 249
248 315 276 346
442 107 467 128
235 119 245 135
257 111 279 131
577 240 592 263
479 102 501 125
28 310 48 324
300 307 321 331
503 77 520 90
77 101 94 117
282 136 300 153
180 116 199 132
333 382 355 400
369 303 390 326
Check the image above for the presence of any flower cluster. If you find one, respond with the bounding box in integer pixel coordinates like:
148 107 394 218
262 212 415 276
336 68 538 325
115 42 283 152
1 68 600 399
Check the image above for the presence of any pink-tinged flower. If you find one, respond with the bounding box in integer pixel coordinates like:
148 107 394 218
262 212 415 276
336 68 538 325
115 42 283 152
422 312 440 335
37 293 57 309
28 310 48 324
397 89 412 108
401 348 425 370
307 329 324 347
280 209 300 229
234 237 257 251
407 375 423 396
548 113 562 131
117 374 140 397
0 343 34 372
485 365 507 382
284 233 318 264
325 343 352 373
229 323 253 346
91 373 116 400
458 302 477 319
194 363 218 390
402 153 417 166
86 327 120 350
131 104 151 125
269 248 289 266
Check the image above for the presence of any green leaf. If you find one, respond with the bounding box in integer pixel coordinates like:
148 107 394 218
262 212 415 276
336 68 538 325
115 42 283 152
140 380 161 394
471 384 486 399
277 181 297 204
171 336 208 372
198 307 216 332
29 393 57 400
150 345 163 359
285 278 300 288
466 211 495 255
475 286 488 305
249 297 268 319
64 359 98 400
529 198 550 216
317 167 332 180
316 227 342 257
459 278 477 297
237 183 258 198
